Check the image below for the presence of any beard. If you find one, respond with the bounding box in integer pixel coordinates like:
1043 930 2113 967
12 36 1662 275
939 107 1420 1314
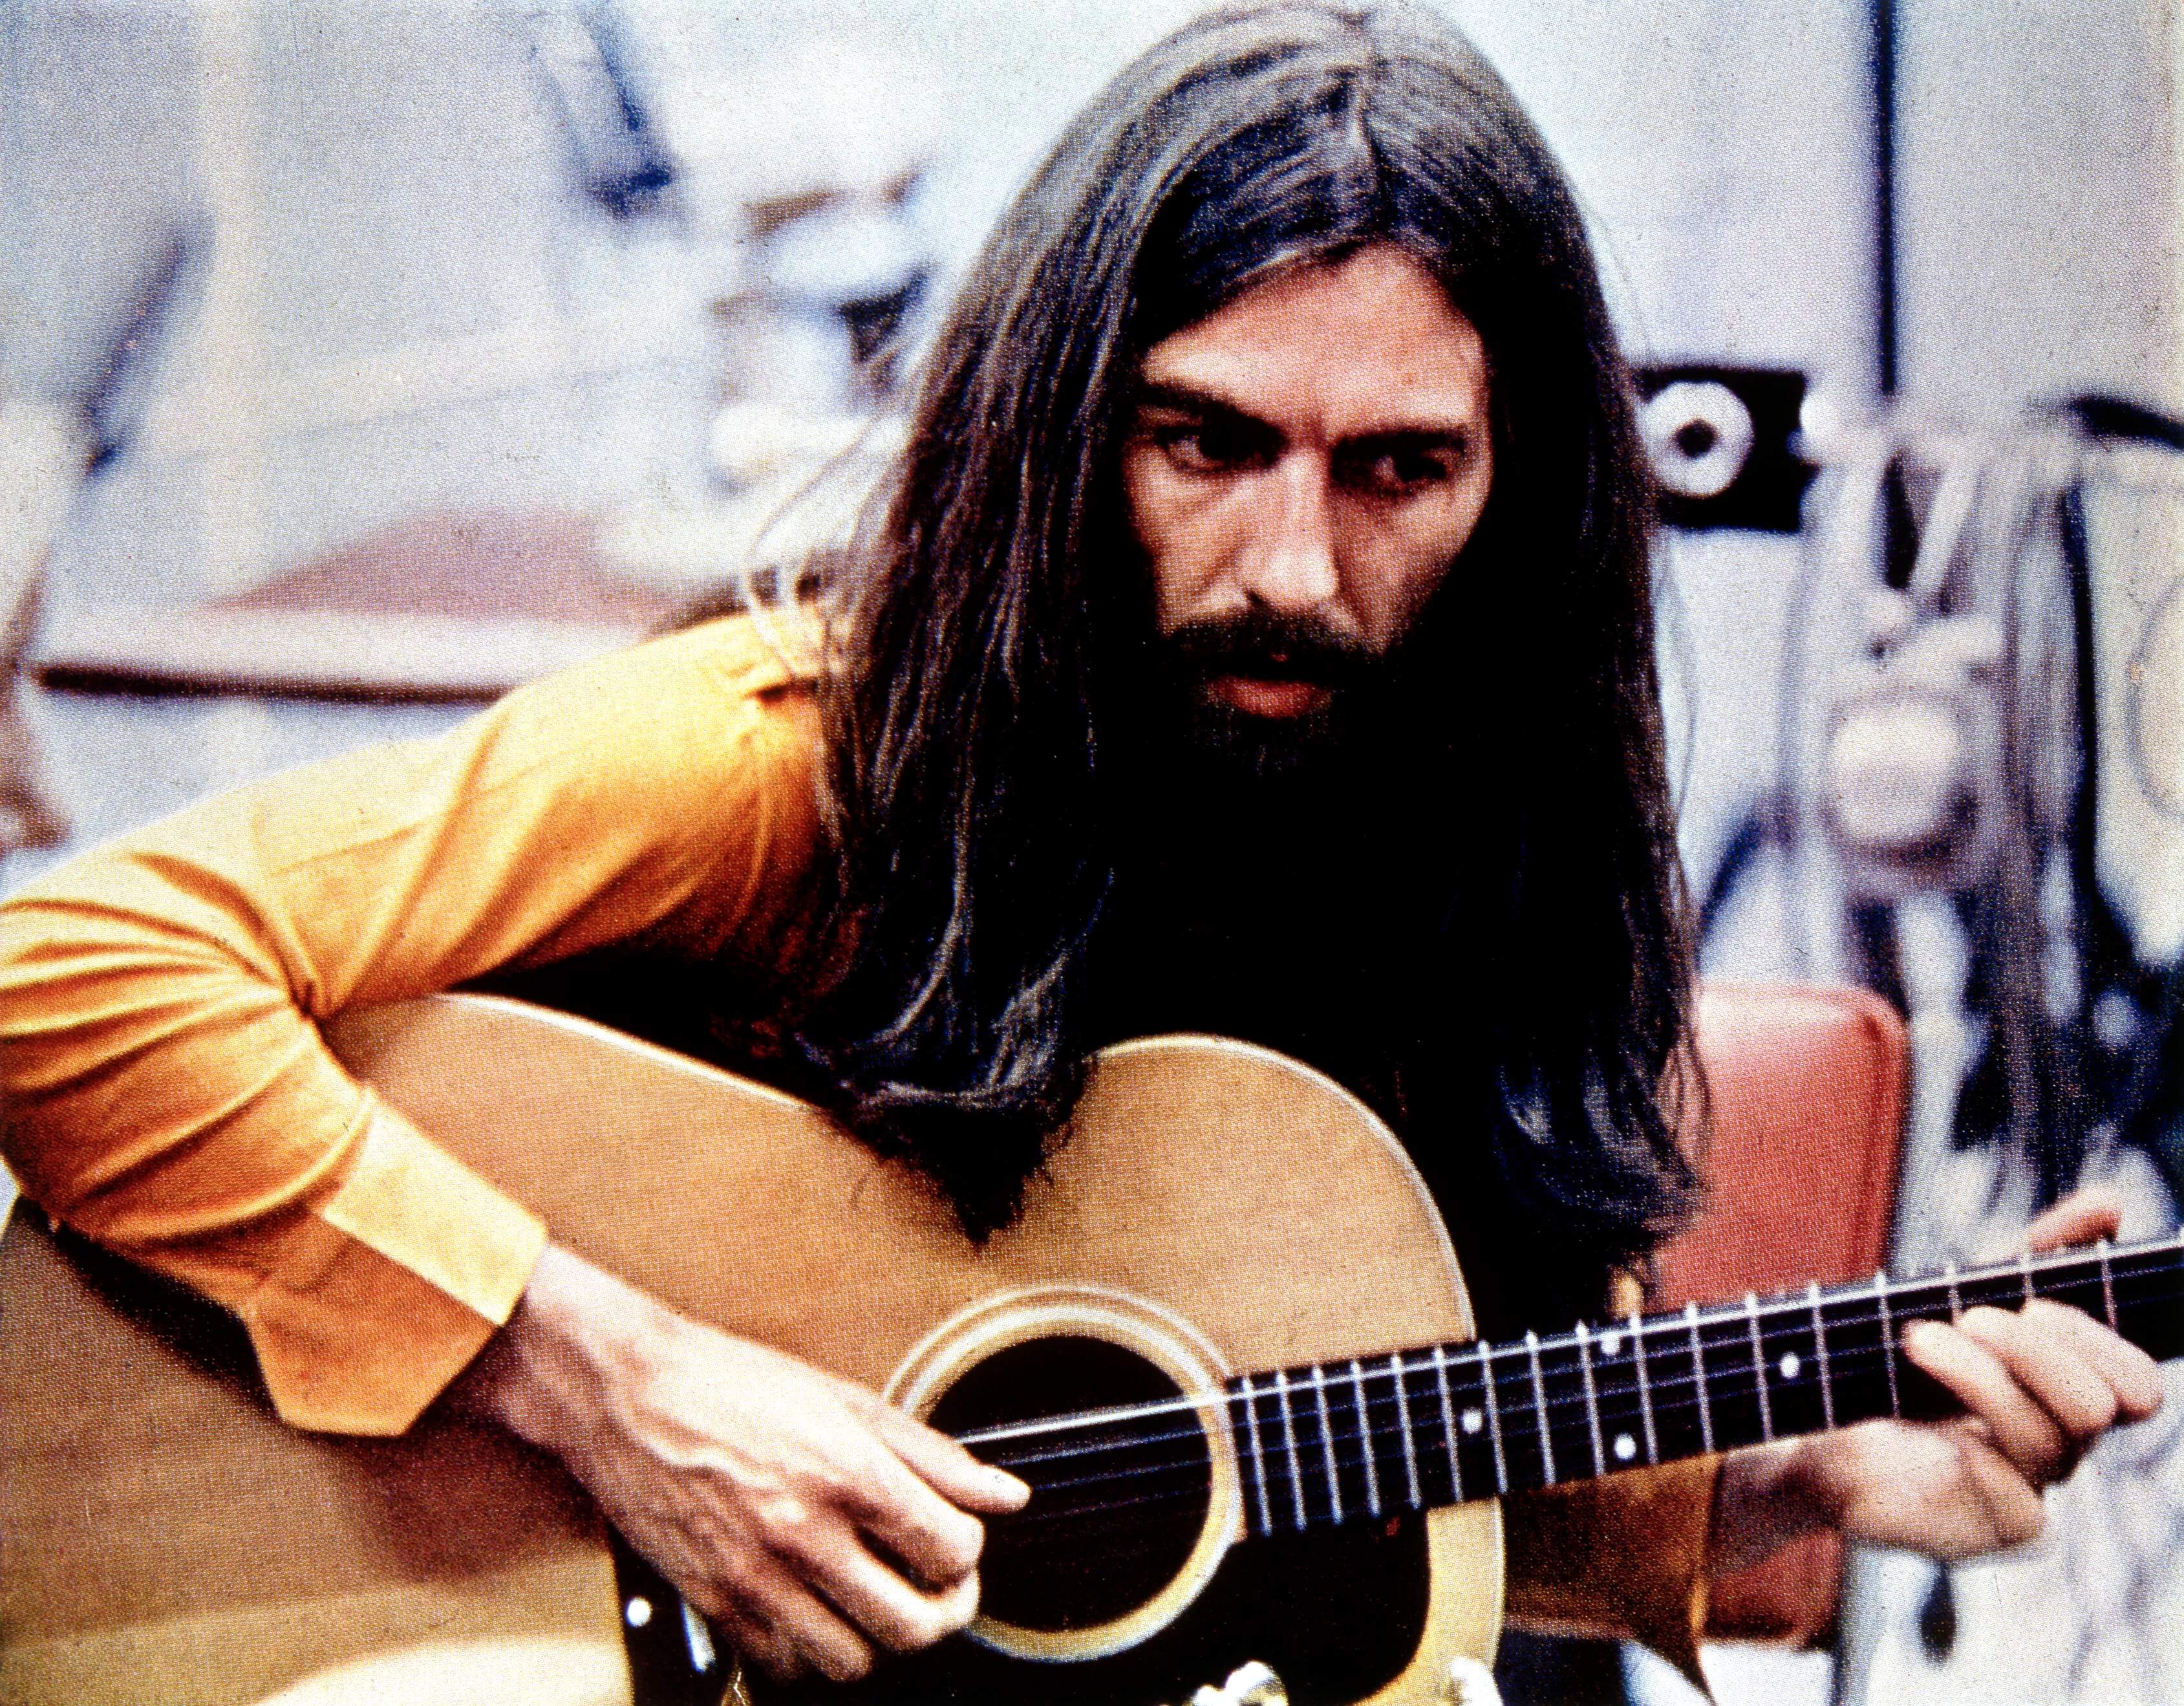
1155 607 1384 781
1084 599 1477 1070
1093 594 1476 857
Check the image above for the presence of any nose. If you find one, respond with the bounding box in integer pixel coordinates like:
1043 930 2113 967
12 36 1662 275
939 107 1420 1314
1234 451 1340 617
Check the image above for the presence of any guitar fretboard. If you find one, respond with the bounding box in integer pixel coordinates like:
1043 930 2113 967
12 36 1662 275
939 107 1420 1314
1221 1233 2184 1537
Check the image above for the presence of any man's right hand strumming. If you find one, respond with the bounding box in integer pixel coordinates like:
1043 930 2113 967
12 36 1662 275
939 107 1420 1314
454 1244 1029 1684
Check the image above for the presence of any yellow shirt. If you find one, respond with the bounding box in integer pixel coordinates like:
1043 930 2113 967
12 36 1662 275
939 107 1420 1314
0 612 1715 1668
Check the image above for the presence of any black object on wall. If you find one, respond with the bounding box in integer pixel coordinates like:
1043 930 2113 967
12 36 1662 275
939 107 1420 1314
1633 363 1816 534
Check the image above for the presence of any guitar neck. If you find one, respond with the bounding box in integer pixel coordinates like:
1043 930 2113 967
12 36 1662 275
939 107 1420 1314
1221 1233 2184 1537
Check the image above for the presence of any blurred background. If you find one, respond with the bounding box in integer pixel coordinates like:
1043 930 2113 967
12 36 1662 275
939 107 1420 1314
2 2 2181 1703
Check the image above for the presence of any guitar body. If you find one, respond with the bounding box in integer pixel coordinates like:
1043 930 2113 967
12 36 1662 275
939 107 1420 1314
0 995 1501 1705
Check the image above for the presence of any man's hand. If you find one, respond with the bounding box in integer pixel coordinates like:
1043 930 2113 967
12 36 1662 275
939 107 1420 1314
453 1244 1029 1683
1712 1188 2167 1575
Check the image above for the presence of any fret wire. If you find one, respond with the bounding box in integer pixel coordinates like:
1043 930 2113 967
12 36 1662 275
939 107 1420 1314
1310 1328 1965 1450
1012 1270 2179 1522
1430 1343 1850 1454
1349 1359 1382 1518
1873 1272 1902 1414
1311 1366 1343 1523
2108 1249 2184 1284
1474 1291 1931 1400
1468 1315 1951 1414
1406 1337 1922 1432
1657 1287 1919 1361
1945 1259 1962 1320
1478 1339 1509 1494
1421 1234 2184 1402
1256 1236 2184 1472
1953 1272 2007 1316
1631 1309 1660 1463
1980 1268 2037 1312
1253 1272 2184 1484
1684 1302 1714 1453
1576 1322 1606 1476
1790 1235 2154 1346
2099 1240 2119 1330
1411 1249 2184 1409
1700 1269 2184 1374
1745 1291 1774 1442
1274 1370 1306 1531
1431 1345 1463 1503
1525 1330 1557 1485
1388 1353 1422 1509
1275 1328 2000 1476
1237 1376 1273 1537
1808 1282 1836 1430
1476 1325 1797 1398
976 1240 2184 1492
1660 1302 1904 1363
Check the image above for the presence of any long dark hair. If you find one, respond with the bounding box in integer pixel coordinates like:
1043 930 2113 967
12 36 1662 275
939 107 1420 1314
787 0 1700 1269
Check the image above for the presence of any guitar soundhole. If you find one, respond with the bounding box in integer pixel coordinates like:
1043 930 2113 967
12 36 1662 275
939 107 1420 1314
926 1333 1212 1637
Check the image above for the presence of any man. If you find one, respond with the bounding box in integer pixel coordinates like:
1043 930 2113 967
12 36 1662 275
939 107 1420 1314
0 1 2162 1699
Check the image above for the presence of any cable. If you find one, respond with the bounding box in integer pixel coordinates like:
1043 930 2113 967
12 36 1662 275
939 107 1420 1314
2123 565 2184 823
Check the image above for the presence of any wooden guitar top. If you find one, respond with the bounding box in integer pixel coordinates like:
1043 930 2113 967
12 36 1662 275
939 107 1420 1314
0 995 1500 1705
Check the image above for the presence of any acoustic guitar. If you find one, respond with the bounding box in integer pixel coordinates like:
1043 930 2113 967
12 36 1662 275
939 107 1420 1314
2 994 2178 1706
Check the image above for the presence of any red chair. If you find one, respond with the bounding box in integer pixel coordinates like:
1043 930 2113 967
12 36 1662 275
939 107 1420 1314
1657 982 1911 1645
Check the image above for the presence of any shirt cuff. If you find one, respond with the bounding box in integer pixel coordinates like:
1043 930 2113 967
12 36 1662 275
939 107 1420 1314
238 1100 547 1434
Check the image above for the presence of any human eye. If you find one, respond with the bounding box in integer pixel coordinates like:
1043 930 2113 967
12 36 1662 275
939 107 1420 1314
1144 413 1271 475
1339 435 1465 497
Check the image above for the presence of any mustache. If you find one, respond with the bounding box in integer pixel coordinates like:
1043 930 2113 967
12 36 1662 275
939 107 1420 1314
1160 611 1380 691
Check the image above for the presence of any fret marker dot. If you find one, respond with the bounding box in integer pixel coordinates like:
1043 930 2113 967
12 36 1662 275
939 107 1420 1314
1779 1352 1802 1381
1461 1408 1484 1434
1600 1331 1622 1357
625 1597 653 1629
1613 1432 1637 1462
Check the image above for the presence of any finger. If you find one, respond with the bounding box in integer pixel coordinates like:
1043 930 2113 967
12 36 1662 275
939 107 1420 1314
2027 1298 2167 1420
1956 1305 2119 1449
678 1573 797 1683
1940 1422 2049 1551
839 1445 990 1587
687 1546 875 1685
2022 1187 2125 1255
716 1606 804 1684
801 1537 982 1653
1901 1318 2070 1482
869 1401 1031 1513
741 1565 877 1685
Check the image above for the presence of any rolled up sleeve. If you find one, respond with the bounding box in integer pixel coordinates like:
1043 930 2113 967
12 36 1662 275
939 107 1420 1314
1504 1456 1720 1687
0 616 822 1434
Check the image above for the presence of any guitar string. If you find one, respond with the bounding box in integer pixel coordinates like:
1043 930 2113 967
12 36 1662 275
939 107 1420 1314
994 1330 2021 1495
986 1299 2184 1495
1012 1332 1951 1496
974 1269 2184 1489
954 1239 2183 1452
980 1308 1965 1470
998 1332 2016 1526
996 1289 2184 1531
973 1271 2184 1507
1003 1369 2184 1532
985 1311 2184 1532
966 1256 2183 1469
